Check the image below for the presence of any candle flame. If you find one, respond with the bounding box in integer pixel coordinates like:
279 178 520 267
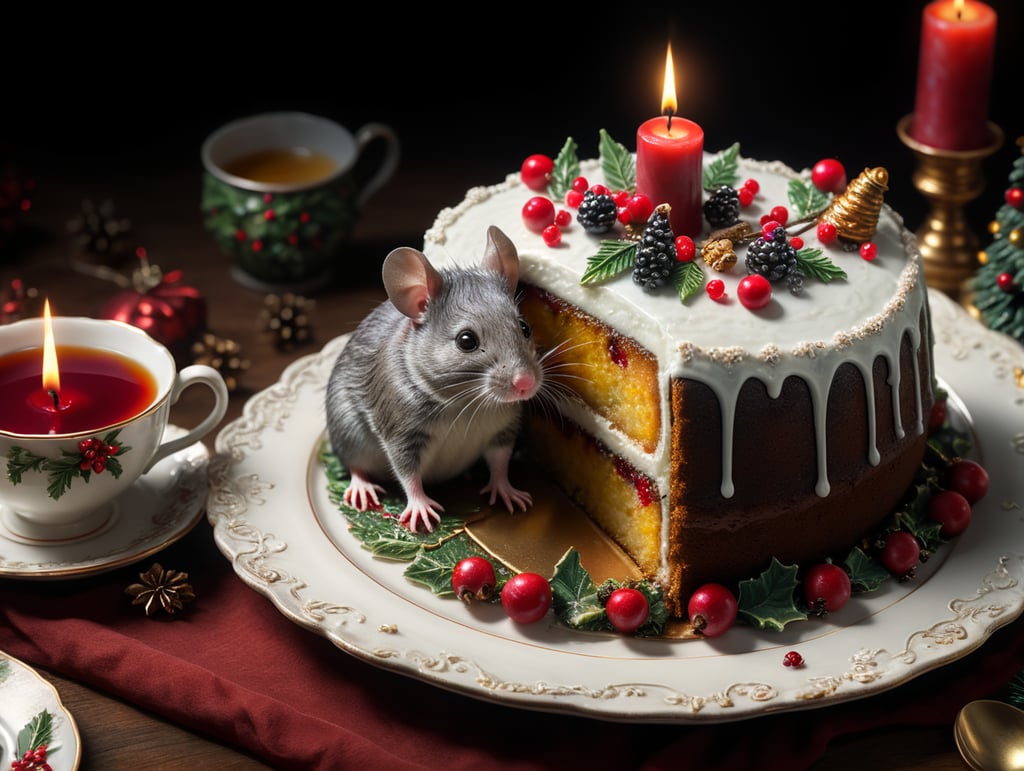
661 43 678 121
955 0 964 19
42 299 60 396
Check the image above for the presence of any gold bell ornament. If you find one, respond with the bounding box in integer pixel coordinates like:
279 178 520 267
818 166 889 244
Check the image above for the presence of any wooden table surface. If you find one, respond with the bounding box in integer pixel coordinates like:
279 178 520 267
0 151 1004 770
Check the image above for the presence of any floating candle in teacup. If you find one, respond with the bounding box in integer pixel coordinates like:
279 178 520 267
0 308 229 542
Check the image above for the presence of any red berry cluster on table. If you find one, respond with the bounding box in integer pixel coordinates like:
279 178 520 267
324 391 989 641
518 131 898 311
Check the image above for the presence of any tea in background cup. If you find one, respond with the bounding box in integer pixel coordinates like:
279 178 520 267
201 111 400 291
0 313 229 541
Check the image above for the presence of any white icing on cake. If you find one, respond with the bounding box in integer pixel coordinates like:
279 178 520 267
423 151 928 572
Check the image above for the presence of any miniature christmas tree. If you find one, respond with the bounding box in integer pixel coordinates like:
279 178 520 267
971 137 1024 344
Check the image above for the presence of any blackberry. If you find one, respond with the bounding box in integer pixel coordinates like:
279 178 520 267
633 205 675 291
786 270 805 296
746 226 798 283
702 185 740 228
576 189 617 234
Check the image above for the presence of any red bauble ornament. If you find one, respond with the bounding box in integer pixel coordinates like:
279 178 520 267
997 272 1016 292
99 249 207 362
1005 187 1023 210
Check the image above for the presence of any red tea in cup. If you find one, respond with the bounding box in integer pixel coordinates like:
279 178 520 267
0 345 158 435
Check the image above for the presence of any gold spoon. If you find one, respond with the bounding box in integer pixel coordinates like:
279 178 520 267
955 699 1024 770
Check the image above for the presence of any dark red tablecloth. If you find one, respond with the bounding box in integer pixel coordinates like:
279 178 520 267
2 517 1022 770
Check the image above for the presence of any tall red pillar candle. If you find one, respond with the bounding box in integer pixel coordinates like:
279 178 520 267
635 44 705 238
911 0 997 150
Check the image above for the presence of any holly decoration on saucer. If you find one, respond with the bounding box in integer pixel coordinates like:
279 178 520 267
6 430 129 500
98 247 207 364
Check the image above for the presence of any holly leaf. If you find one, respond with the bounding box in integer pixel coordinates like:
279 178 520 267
894 479 944 550
737 557 806 631
673 260 705 303
599 129 635 194
843 546 890 593
703 143 741 190
17 710 53 757
550 547 608 630
795 248 847 283
404 537 487 596
630 580 670 637
549 137 580 201
581 240 636 285
788 178 830 218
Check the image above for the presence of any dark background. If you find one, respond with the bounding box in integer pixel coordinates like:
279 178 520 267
3 1 1022 241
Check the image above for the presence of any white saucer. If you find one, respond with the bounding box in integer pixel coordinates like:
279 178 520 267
0 651 81 770
0 425 209 579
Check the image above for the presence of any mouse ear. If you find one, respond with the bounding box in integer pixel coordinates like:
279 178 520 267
382 247 444 321
481 226 519 294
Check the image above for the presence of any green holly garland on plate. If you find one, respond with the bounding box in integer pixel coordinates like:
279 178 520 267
321 402 970 637
0 658 57 771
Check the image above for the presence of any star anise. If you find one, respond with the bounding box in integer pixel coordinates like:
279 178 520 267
125 562 195 616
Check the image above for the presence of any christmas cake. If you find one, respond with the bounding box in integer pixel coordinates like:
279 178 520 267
422 139 934 617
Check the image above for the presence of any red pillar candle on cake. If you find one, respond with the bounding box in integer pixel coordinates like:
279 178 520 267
636 44 704 238
911 0 997 150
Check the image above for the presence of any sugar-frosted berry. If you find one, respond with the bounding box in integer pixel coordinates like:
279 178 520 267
633 205 675 290
577 189 617 234
703 185 740 228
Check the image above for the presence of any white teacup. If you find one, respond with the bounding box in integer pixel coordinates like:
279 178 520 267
0 316 229 541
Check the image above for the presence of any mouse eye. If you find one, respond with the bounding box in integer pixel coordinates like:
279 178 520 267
519 318 532 339
456 330 479 352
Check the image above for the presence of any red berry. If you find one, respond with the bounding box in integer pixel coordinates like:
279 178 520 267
812 158 847 194
554 209 572 227
617 207 632 225
521 196 555 234
706 279 726 301
500 572 552 624
817 221 838 244
605 587 650 634
860 242 878 261
928 399 947 433
759 217 781 237
451 556 497 603
565 189 585 208
738 274 772 310
783 650 804 668
542 224 562 247
589 183 610 197
626 193 654 223
1005 187 1023 209
675 235 696 262
790 236 804 250
928 490 972 538
742 178 760 195
571 176 589 193
687 582 738 638
880 531 921 577
769 205 789 226
997 272 1016 292
738 186 755 207
520 154 554 191
947 459 989 503
802 563 852 616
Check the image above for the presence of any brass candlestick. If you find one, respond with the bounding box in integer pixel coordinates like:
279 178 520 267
896 114 1003 306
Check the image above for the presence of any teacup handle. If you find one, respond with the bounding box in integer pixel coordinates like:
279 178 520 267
144 365 230 474
353 122 401 207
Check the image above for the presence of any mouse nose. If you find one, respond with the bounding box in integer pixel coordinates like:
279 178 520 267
511 372 537 399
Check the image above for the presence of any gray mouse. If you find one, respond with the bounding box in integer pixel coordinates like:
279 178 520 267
325 225 544 533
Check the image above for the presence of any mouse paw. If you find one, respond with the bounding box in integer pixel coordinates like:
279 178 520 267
399 497 444 534
344 474 386 512
481 480 533 513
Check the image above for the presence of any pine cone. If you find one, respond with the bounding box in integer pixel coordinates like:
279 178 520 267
260 292 315 349
192 332 249 391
